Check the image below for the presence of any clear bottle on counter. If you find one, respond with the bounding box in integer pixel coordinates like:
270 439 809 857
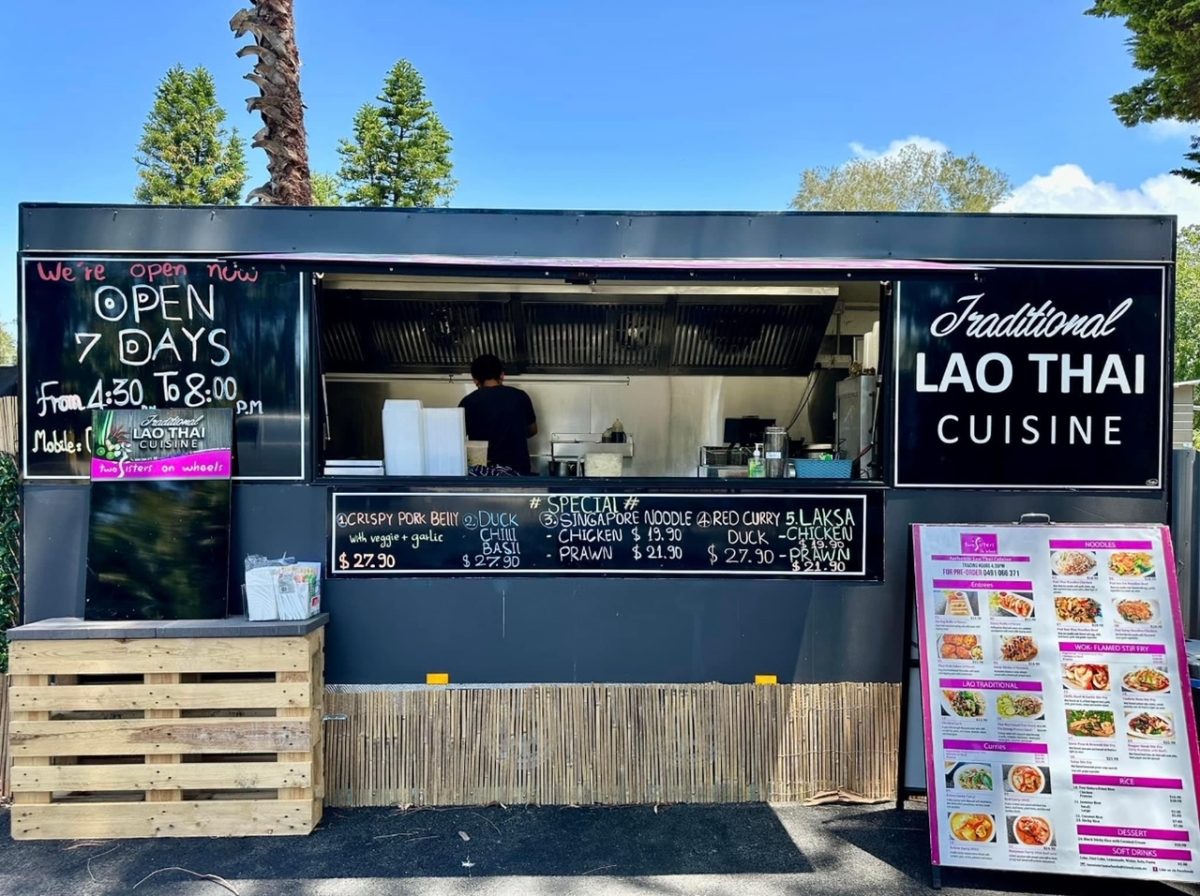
612 419 626 443
747 443 765 478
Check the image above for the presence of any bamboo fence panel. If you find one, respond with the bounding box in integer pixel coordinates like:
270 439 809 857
323 682 900 808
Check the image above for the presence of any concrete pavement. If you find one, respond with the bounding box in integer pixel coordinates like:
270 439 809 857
0 802 1193 895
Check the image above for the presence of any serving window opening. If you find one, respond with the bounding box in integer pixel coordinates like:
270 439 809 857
314 272 886 482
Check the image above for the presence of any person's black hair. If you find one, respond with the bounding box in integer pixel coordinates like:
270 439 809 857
470 354 504 382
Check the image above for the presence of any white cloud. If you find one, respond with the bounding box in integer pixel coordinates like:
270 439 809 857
1145 119 1195 141
848 135 949 160
995 163 1200 227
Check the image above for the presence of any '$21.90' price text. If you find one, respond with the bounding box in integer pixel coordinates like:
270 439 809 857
337 551 397 570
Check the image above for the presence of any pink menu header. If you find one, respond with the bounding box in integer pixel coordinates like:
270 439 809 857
1050 539 1153 550
932 579 1033 591
1073 773 1183 789
940 679 1042 692
1060 641 1166 655
1077 824 1189 842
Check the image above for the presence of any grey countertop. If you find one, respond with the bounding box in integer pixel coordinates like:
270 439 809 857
7 614 329 640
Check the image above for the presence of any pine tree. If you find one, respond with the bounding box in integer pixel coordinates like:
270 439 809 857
134 65 248 205
337 60 456 207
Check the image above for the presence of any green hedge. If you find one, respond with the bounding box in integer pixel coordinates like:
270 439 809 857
0 453 19 671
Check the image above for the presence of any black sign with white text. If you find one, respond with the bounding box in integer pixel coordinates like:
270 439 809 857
331 490 884 578
894 267 1165 488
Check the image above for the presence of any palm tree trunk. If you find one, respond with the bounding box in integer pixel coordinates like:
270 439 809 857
231 1 313 205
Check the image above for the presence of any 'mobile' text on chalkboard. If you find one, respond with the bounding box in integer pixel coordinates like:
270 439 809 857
331 491 883 578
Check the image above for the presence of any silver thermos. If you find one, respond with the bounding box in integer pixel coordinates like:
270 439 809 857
763 427 789 478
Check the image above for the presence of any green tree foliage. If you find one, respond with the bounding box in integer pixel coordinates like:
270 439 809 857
336 60 456 207
1176 226 1200 381
0 453 20 671
310 172 343 206
134 65 248 204
791 145 1011 212
1087 1 1200 184
0 324 16 367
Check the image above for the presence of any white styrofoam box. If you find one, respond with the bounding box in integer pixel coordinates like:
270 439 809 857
382 400 424 475
421 407 467 476
585 453 623 476
244 567 280 621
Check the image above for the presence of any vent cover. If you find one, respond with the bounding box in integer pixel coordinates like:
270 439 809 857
320 291 835 375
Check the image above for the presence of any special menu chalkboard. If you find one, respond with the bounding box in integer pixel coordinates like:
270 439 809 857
331 491 883 578
21 257 305 479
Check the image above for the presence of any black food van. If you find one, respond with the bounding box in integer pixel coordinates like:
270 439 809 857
15 204 1177 805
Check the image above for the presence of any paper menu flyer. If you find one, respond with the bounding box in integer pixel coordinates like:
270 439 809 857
913 524 1200 883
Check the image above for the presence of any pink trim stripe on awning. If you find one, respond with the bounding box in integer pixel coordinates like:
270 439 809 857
230 252 987 272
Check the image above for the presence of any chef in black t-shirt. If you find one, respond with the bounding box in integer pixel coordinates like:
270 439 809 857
459 354 538 475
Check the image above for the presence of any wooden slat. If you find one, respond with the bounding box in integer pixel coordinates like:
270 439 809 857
10 637 312 675
11 800 316 839
9 681 311 712
11 761 312 792
10 674 50 806
11 718 311 756
146 672 181 803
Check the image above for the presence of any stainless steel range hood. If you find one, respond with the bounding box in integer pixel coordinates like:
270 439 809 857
319 286 840 376
236 251 981 376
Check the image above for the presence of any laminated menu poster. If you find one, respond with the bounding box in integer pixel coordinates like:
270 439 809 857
913 524 1200 883
90 408 232 480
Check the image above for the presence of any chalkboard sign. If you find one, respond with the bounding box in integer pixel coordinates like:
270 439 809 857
21 257 305 479
331 491 883 578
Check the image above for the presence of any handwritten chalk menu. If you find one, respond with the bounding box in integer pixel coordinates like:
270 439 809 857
913 524 1200 884
91 408 233 481
331 491 882 577
21 258 304 479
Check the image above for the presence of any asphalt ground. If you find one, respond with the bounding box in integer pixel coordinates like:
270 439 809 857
0 801 1194 896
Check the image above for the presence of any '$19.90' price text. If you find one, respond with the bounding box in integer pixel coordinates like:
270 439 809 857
337 551 397 570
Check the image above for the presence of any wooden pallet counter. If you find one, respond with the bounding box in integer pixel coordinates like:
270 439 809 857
6 615 327 840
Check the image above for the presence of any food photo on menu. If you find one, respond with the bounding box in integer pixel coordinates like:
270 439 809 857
946 761 995 793
938 590 978 617
1065 709 1117 739
1002 764 1051 796
1120 666 1171 694
1054 596 1103 625
995 692 1045 721
940 689 987 719
939 633 984 661
948 812 997 844
1126 709 1175 742
989 591 1035 619
996 634 1039 663
1051 550 1098 578
1062 662 1111 692
1007 814 1055 848
1108 550 1154 578
1114 597 1159 625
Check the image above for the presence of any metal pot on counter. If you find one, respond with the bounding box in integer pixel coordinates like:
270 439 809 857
547 459 585 477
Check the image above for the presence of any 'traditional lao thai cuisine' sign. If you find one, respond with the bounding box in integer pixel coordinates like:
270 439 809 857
894 267 1165 489
90 408 232 480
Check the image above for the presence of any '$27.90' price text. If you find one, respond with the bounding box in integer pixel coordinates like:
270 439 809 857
337 551 397 570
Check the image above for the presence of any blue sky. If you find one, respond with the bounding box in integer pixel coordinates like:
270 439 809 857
3 0 1199 323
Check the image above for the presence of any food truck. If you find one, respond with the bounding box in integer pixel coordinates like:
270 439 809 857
12 204 1178 825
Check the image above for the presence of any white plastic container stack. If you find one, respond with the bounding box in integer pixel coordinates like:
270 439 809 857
421 407 467 475
382 399 425 475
